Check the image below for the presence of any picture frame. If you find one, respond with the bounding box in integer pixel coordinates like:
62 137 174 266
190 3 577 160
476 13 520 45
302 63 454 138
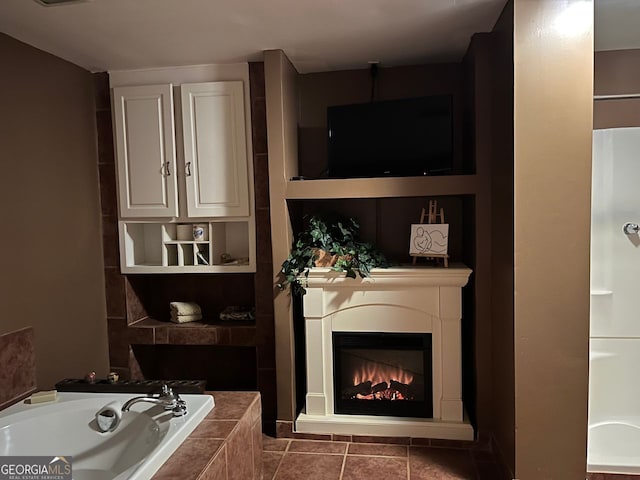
409 224 449 256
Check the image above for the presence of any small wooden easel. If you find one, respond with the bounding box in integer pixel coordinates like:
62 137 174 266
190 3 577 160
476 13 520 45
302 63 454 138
411 200 449 268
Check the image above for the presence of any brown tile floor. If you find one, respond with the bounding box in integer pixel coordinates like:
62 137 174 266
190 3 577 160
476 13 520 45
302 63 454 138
262 436 504 480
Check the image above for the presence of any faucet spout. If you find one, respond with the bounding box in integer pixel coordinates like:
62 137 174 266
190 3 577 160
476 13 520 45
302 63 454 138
121 384 187 417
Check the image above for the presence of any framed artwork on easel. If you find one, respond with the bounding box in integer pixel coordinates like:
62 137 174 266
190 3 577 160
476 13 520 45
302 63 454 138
410 200 450 267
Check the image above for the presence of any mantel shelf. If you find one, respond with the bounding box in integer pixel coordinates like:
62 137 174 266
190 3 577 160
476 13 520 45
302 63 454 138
303 264 472 288
285 175 478 200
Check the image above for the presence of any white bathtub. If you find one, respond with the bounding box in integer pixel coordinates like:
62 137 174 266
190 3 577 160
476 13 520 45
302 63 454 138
0 391 214 480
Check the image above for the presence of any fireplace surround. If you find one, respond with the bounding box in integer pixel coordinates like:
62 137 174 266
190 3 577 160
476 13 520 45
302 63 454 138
295 266 473 440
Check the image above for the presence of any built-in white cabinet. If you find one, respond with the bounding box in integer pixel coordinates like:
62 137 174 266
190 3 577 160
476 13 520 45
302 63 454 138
112 80 255 273
182 82 249 217
112 84 178 218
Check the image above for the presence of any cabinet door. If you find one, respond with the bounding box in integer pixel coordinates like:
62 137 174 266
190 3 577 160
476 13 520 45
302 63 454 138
112 84 178 218
181 82 250 217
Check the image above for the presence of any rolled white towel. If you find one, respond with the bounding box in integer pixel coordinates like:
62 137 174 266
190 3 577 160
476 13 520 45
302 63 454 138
169 302 201 317
170 313 203 324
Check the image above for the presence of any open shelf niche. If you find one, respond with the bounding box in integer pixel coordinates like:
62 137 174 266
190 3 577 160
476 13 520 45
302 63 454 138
120 219 254 273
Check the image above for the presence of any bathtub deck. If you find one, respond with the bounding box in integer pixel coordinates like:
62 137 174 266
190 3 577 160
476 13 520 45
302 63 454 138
152 391 262 480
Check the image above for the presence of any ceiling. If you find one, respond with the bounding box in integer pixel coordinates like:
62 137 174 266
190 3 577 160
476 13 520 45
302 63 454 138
0 0 508 73
0 0 637 74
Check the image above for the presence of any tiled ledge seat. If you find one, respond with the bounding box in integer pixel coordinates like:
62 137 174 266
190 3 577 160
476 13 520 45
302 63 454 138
153 391 262 480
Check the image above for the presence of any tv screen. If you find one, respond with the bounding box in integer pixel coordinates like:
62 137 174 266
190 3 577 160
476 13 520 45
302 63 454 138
327 95 453 178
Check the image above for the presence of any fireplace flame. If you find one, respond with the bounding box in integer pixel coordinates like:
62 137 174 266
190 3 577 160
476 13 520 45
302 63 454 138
352 362 414 387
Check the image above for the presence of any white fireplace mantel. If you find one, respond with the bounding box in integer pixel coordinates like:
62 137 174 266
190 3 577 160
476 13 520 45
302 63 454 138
295 265 474 440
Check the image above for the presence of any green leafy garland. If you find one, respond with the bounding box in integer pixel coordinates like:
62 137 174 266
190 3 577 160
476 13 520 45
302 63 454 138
280 215 391 295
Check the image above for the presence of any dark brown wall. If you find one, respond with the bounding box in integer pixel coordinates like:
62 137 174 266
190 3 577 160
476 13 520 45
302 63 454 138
489 1 515 476
461 30 493 445
594 49 640 95
0 33 108 388
594 49 640 129
297 64 466 178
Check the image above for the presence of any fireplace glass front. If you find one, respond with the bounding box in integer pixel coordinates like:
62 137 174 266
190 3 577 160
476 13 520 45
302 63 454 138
333 332 432 418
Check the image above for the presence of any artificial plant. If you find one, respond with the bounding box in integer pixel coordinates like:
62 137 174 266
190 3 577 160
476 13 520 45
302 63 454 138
280 215 391 295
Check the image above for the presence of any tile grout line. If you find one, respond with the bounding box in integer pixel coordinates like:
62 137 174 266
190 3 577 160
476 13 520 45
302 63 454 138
279 451 345 456
268 439 291 480
338 442 349 480
344 453 407 458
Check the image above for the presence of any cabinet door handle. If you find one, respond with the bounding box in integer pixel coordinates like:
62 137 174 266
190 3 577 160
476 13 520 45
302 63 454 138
186 162 192 177
164 161 171 176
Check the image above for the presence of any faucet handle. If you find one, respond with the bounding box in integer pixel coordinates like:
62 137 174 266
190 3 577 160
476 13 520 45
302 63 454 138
172 398 187 417
158 383 176 399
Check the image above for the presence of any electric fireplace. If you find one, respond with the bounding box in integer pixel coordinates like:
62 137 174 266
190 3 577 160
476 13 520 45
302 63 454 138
333 332 432 418
295 266 473 440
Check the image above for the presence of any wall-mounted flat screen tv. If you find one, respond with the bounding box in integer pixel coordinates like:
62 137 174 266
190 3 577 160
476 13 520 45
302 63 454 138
327 95 453 178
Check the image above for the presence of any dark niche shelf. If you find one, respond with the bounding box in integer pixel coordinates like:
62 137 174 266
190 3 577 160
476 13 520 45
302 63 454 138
127 317 256 346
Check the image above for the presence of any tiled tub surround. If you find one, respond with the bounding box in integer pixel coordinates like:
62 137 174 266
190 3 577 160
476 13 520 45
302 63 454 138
153 391 262 479
1 391 214 479
0 327 36 410
0 390 262 479
296 266 473 440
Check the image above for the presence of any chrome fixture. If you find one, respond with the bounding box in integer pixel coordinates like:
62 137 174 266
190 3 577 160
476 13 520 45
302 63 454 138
623 223 640 235
96 402 121 433
122 384 187 417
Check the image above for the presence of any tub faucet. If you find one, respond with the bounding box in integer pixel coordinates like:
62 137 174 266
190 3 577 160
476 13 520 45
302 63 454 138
122 384 187 417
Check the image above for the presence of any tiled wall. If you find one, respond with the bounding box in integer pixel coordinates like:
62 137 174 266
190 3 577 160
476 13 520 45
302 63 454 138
0 327 36 410
94 72 130 382
249 62 278 433
93 64 277 432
